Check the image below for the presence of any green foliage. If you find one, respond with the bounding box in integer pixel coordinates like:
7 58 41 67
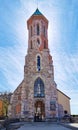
3 99 9 116
0 92 12 117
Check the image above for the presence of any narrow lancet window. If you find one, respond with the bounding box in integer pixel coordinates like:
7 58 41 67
37 24 40 35
37 39 40 45
44 26 46 36
30 41 32 49
37 56 41 71
31 26 32 37
44 41 47 49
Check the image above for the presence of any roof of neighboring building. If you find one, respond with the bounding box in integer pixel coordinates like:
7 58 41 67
57 89 71 99
32 8 42 16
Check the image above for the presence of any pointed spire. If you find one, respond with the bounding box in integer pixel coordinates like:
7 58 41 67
32 8 42 16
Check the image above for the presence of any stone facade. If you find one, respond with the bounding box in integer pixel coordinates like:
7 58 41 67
9 9 70 120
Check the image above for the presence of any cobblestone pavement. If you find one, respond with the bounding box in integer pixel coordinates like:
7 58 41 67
16 122 71 130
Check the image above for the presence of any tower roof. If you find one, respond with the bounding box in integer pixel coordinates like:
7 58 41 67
32 8 42 16
27 8 48 29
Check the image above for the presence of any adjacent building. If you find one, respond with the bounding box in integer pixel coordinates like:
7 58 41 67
0 93 11 117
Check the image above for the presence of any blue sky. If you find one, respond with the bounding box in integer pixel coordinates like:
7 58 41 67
0 0 78 114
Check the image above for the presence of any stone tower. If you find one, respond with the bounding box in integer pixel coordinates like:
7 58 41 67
9 9 59 120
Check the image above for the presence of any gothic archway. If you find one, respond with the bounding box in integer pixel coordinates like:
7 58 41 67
34 100 45 121
34 77 45 97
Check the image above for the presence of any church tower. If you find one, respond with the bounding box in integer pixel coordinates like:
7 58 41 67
24 8 58 118
9 9 70 120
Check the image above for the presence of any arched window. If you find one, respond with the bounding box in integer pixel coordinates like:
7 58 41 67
37 24 40 35
37 39 40 45
34 77 45 97
37 56 41 71
30 41 32 49
43 26 46 36
44 41 47 49
31 26 32 36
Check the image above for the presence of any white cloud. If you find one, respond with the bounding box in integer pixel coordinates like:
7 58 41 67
0 46 24 91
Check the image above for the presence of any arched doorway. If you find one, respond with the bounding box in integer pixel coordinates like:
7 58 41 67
34 100 45 121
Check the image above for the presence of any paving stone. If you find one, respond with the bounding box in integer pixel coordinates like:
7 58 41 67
16 122 71 130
